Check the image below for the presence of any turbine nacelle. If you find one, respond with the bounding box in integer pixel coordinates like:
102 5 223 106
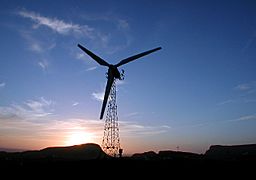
77 43 161 119
105 65 124 80
108 65 122 80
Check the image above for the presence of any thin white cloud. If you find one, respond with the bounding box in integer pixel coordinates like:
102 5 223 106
40 97 53 106
18 9 132 60
82 14 130 30
242 31 256 52
244 99 256 103
86 66 97 71
120 121 170 137
161 125 171 129
25 97 53 112
25 100 44 113
125 112 140 118
233 114 256 122
179 114 256 128
235 81 256 93
92 91 104 102
76 52 85 60
18 10 94 36
0 110 169 149
0 104 47 120
30 42 43 52
0 97 54 120
116 80 125 85
80 13 132 54
21 31 43 53
117 19 129 30
0 117 102 149
0 82 5 88
217 99 236 106
72 102 79 106
219 81 256 106
23 33 42 53
38 59 49 71
48 43 56 50
235 84 251 91
34 118 169 138
19 29 55 59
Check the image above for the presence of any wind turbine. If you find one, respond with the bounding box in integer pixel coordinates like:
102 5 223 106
77 44 162 119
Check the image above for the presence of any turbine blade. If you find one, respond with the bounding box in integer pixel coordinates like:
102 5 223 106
100 72 114 119
115 47 162 67
77 44 109 67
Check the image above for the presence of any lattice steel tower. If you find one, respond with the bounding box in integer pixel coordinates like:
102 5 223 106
101 79 122 157
77 43 161 157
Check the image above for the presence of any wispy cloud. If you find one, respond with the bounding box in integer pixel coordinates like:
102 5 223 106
76 52 85 60
230 114 256 122
30 42 43 52
125 112 140 118
219 81 256 106
235 84 251 91
0 82 5 88
18 10 94 37
180 114 256 128
120 121 170 137
0 111 169 149
38 59 49 71
116 80 125 85
18 9 132 59
244 99 256 103
25 97 53 113
82 14 130 31
19 31 53 72
217 99 236 106
80 13 132 54
0 117 102 149
72 102 79 106
86 66 97 71
235 81 256 94
0 97 54 120
21 31 43 53
75 52 95 63
117 19 129 30
242 31 256 52
92 91 104 102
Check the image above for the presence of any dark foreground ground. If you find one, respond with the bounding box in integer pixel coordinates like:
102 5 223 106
1 158 254 178
1 143 255 177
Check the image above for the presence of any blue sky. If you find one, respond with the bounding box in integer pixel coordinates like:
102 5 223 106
0 0 256 154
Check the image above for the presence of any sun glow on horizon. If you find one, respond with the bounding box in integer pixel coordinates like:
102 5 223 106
65 131 94 146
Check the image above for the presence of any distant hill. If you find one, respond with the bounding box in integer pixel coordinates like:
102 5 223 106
0 143 110 163
23 143 109 160
0 147 26 152
205 144 256 161
131 150 202 161
131 144 256 161
1 143 255 172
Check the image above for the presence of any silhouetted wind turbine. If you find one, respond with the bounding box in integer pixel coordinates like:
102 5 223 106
77 44 162 119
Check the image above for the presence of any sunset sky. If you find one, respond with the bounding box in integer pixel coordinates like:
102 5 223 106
0 0 256 155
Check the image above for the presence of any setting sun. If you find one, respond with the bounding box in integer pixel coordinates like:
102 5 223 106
65 131 94 146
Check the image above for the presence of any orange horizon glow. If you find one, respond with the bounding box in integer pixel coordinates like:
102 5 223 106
64 131 95 146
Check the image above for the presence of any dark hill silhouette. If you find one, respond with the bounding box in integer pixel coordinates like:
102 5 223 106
0 143 255 176
0 143 110 167
0 147 26 152
131 150 201 160
205 144 256 161
21 143 109 160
